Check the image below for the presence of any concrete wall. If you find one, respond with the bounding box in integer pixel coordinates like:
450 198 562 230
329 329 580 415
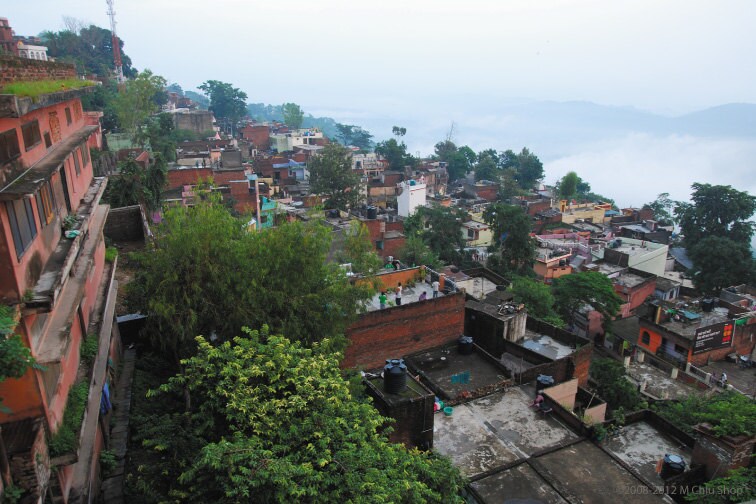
365 377 435 450
692 424 755 479
465 309 528 358
173 111 214 135
103 206 144 242
343 291 465 370
544 378 578 410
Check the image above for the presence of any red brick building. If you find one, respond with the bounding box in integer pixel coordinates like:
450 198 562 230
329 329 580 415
0 60 119 502
239 123 270 150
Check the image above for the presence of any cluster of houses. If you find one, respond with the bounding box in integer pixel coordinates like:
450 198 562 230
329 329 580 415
0 42 754 503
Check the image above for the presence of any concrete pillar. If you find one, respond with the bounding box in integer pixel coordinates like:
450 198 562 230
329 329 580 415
636 351 645 363
640 380 647 392
623 356 631 369
685 362 691 373
671 367 678 379
439 273 446 292
705 372 712 385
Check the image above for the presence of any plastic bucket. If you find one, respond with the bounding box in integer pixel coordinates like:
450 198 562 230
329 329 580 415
443 406 454 416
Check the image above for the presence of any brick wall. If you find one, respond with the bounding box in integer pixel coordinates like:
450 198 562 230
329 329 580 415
692 424 755 479
365 377 435 449
0 56 77 85
166 167 213 190
104 206 145 242
343 291 466 369
689 323 756 366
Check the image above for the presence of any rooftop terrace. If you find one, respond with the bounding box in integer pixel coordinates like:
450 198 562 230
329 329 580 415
521 329 576 360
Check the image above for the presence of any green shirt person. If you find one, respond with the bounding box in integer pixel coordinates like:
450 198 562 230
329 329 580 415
379 292 387 309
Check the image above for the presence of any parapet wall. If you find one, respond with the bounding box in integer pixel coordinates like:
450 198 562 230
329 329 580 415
0 56 77 85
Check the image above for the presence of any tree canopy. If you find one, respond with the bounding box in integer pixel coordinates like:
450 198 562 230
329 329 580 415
337 222 383 275
642 192 676 227
433 141 475 182
590 358 644 412
129 327 465 503
41 23 136 79
688 236 756 296
308 143 364 210
104 156 167 212
126 197 372 363
675 183 756 247
505 148 544 190
112 70 167 142
0 306 36 413
552 272 623 330
198 80 248 134
483 204 535 277
375 138 415 172
398 235 442 270
508 277 564 327
282 102 305 129
335 124 373 152
404 205 467 265
654 391 756 438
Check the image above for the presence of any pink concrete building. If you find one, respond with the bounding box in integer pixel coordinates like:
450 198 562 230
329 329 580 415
0 60 119 503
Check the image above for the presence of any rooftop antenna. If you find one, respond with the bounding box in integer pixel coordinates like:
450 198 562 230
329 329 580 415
106 0 125 84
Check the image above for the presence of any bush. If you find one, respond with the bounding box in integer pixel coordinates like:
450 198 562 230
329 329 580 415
80 335 99 366
105 246 118 263
49 382 89 457
100 449 117 476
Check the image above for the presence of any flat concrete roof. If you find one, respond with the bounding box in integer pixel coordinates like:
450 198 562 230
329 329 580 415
655 310 730 338
499 352 539 374
456 277 498 300
534 441 668 503
614 242 665 257
603 421 692 484
627 361 703 400
409 346 507 399
471 462 568 504
614 272 650 289
366 280 441 312
433 387 578 477
521 330 575 360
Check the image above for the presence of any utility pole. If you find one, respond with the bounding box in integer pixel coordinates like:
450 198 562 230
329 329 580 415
106 0 125 84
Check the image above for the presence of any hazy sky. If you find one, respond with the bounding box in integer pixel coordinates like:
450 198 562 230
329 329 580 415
6 1 756 213
7 1 756 116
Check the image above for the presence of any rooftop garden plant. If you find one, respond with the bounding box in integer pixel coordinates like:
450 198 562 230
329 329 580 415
0 79 96 99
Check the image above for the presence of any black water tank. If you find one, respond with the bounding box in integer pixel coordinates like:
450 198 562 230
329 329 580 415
458 335 474 355
384 359 407 394
536 374 555 395
702 298 715 312
660 454 686 479
367 206 378 219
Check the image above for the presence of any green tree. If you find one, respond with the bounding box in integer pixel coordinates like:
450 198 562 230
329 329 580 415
338 222 383 275
374 138 415 172
483 204 535 276
308 143 364 210
392 125 407 137
398 235 442 269
112 70 167 143
552 272 623 330
508 277 564 327
643 192 677 226
685 467 755 504
80 80 119 131
654 391 756 437
675 183 756 247
445 147 476 182
474 152 499 182
433 140 457 161
126 198 372 363
688 237 756 295
505 147 544 190
335 124 373 152
590 358 644 411
105 156 167 211
556 171 580 201
131 327 465 503
198 80 248 135
144 113 178 161
41 24 136 79
282 102 305 129
405 205 466 265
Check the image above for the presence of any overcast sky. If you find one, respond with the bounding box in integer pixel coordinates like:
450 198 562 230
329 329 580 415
6 1 756 216
7 0 756 116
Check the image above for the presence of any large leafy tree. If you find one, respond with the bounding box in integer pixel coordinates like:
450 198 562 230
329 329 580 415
590 358 644 412
198 80 248 134
503 147 544 191
130 328 465 503
643 192 677 227
104 156 167 211
335 123 373 152
398 235 442 270
483 204 535 277
404 205 467 265
338 222 383 275
375 128 416 171
654 391 756 438
126 198 372 363
552 272 623 330
474 151 499 182
112 70 167 142
308 143 364 210
555 171 579 201
41 23 136 79
508 277 564 327
282 102 305 129
433 141 475 182
688 237 756 295
675 183 756 247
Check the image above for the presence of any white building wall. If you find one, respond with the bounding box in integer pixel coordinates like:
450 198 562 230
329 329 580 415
397 181 426 217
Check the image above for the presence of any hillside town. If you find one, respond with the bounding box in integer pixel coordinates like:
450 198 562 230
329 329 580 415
0 12 755 504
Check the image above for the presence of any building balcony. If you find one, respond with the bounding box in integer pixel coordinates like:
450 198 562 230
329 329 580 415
24 177 108 318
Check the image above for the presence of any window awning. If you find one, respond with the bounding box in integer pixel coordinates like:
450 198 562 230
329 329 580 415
0 125 98 200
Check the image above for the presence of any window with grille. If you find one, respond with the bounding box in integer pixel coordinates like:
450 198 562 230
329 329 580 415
0 128 21 164
21 120 42 151
79 144 90 167
72 151 81 175
65 107 72 125
5 198 38 260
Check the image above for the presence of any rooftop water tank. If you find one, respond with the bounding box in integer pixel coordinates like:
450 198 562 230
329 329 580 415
384 359 407 394
366 206 378 220
458 335 474 355
660 454 686 479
